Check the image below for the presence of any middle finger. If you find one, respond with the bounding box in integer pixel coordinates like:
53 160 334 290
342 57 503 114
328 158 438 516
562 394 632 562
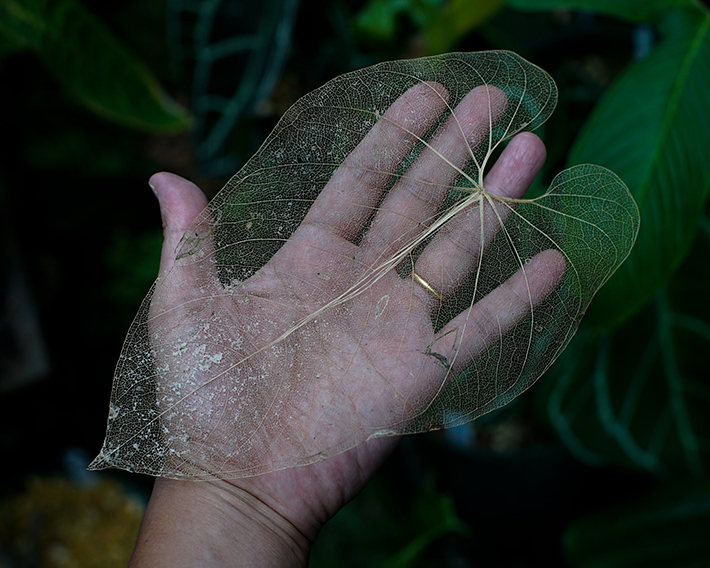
360 85 508 260
411 132 547 304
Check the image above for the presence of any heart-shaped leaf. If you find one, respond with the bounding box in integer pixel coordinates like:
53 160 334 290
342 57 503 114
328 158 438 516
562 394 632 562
90 51 638 479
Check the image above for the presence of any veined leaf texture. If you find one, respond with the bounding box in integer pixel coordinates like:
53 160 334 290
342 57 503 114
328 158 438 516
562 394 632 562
90 51 639 479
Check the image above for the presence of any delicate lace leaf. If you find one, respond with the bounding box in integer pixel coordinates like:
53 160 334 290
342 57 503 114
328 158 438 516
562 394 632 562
90 51 639 479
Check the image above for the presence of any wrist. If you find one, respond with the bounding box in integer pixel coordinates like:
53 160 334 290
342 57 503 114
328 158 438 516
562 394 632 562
130 477 311 567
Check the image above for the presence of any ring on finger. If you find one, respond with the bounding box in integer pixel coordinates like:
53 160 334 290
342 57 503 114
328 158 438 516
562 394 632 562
411 270 445 302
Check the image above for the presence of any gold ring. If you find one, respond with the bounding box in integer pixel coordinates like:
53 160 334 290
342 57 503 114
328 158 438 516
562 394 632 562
411 270 445 301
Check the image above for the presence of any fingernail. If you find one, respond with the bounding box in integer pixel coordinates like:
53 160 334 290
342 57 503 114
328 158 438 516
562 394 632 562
149 181 157 195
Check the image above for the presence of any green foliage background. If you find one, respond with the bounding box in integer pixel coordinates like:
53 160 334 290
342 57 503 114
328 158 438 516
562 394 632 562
1 0 708 566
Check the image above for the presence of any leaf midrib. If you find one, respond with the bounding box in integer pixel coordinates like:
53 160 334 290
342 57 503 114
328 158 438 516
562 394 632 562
637 12 710 206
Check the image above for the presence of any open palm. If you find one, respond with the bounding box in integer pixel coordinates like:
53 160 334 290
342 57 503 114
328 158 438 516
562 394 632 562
140 84 563 485
102 83 563 539
87 56 639 559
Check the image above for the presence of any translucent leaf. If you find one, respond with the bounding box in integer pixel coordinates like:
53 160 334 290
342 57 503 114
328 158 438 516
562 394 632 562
89 51 639 479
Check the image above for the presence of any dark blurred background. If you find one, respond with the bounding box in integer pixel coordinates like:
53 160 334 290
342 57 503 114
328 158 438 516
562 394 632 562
1 0 709 566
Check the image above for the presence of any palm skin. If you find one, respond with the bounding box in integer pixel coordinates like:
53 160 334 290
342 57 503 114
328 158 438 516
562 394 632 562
130 85 563 565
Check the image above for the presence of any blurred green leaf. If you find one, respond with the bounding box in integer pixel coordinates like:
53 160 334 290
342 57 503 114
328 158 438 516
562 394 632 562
504 0 696 23
0 0 45 46
310 475 466 568
356 0 414 39
355 0 444 41
424 0 504 53
565 480 710 567
541 215 710 476
106 230 163 308
0 0 190 133
0 34 25 59
568 7 710 327
375 478 466 568
26 124 137 175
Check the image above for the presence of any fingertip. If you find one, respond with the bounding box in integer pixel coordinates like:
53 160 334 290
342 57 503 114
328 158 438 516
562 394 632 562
149 171 202 200
530 248 567 299
148 173 210 277
148 171 169 195
483 132 547 199
512 132 547 169
149 172 209 232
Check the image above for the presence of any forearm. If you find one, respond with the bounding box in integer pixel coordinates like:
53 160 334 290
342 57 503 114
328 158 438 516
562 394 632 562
129 478 311 567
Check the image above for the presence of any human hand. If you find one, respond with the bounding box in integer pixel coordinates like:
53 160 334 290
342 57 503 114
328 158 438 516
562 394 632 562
146 83 562 477
127 84 563 566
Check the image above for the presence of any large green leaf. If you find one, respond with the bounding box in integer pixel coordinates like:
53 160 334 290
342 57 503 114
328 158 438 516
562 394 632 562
0 0 190 132
504 0 696 23
542 214 710 476
570 7 710 327
565 480 710 567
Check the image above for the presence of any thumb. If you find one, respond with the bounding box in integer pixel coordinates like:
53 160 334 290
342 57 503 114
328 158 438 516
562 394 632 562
149 172 209 276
